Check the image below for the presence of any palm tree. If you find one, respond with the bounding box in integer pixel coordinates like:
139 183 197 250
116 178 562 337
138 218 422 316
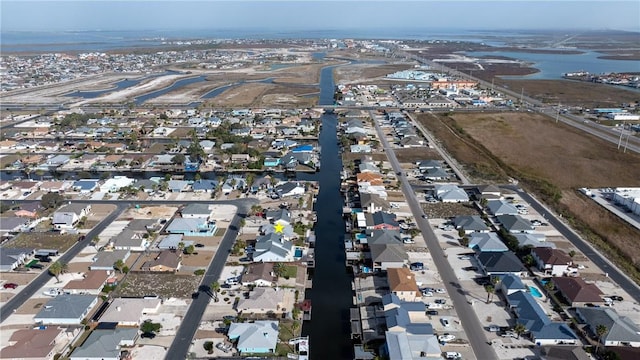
543 281 555 301
113 259 125 274
595 324 608 353
49 261 68 283
210 281 221 302
484 284 495 304
513 323 527 339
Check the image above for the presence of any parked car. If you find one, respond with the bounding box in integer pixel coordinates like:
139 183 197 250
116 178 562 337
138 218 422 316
435 299 446 305
438 333 455 342
3 283 18 289
435 288 446 294
610 295 624 301
31 263 44 269
426 310 439 316
440 318 450 327
410 262 424 271
501 331 518 338
422 290 434 297
194 243 205 248
458 255 471 260
141 332 156 339
488 325 500 332
216 342 232 353
444 351 461 359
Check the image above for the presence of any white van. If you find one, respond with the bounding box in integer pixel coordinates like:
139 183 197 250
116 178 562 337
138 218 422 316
445 351 461 359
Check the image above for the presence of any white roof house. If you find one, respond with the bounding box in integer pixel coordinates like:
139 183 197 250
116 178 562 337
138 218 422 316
99 176 135 193
434 184 469 203
228 321 278 354
98 298 162 326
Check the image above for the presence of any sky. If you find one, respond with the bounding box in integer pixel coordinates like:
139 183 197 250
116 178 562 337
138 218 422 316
1 1 639 33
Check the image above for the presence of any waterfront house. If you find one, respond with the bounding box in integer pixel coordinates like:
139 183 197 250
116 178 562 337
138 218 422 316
242 263 277 287
387 267 421 302
99 176 135 193
382 294 431 335
192 179 218 193
167 180 191 192
228 321 278 354
383 332 441 360
34 294 98 325
72 179 100 193
359 193 391 213
365 212 400 230
253 233 294 263
274 182 305 198
236 287 286 316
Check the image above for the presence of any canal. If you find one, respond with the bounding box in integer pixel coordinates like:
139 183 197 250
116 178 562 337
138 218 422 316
300 64 354 359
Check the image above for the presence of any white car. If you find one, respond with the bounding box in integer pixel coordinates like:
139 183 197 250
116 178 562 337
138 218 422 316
435 288 446 294
445 352 461 359
438 333 455 342
458 255 471 260
42 288 60 297
488 325 500 332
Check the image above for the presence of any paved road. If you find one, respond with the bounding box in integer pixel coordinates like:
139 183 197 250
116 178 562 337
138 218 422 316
0 204 127 323
509 187 640 302
164 202 254 360
371 111 497 360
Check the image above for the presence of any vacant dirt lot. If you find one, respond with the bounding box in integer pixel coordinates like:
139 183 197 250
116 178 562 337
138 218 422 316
334 63 413 83
394 148 442 164
8 233 78 252
418 111 640 280
116 273 202 298
122 205 178 220
500 79 640 108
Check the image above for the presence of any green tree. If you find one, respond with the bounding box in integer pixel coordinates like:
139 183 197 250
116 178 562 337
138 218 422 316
513 323 527 339
171 153 186 165
203 341 214 354
595 324 608 353
49 261 68 283
41 192 65 209
140 320 162 335
522 254 535 267
184 245 195 255
273 263 285 278
210 281 221 302
459 236 470 247
484 284 495 304
113 259 125 274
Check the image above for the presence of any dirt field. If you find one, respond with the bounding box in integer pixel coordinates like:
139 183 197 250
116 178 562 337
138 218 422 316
394 148 443 164
334 63 413 83
203 83 317 108
500 79 640 108
122 205 178 220
8 233 79 252
115 273 202 298
423 202 480 219
181 251 216 267
417 111 640 280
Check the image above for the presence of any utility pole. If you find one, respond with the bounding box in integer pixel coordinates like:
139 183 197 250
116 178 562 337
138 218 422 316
556 103 561 123
491 78 494 94
624 125 631 153
618 122 625 149
520 88 524 106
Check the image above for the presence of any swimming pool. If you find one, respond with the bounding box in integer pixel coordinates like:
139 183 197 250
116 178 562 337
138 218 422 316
295 248 303 258
529 286 543 298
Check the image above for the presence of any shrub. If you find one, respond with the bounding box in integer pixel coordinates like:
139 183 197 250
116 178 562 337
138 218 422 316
194 269 205 276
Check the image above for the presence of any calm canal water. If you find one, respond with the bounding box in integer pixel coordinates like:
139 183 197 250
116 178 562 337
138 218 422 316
300 64 354 359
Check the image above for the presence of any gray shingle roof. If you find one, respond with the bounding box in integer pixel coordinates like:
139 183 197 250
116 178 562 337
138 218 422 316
577 307 640 343
35 294 97 321
70 328 138 359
